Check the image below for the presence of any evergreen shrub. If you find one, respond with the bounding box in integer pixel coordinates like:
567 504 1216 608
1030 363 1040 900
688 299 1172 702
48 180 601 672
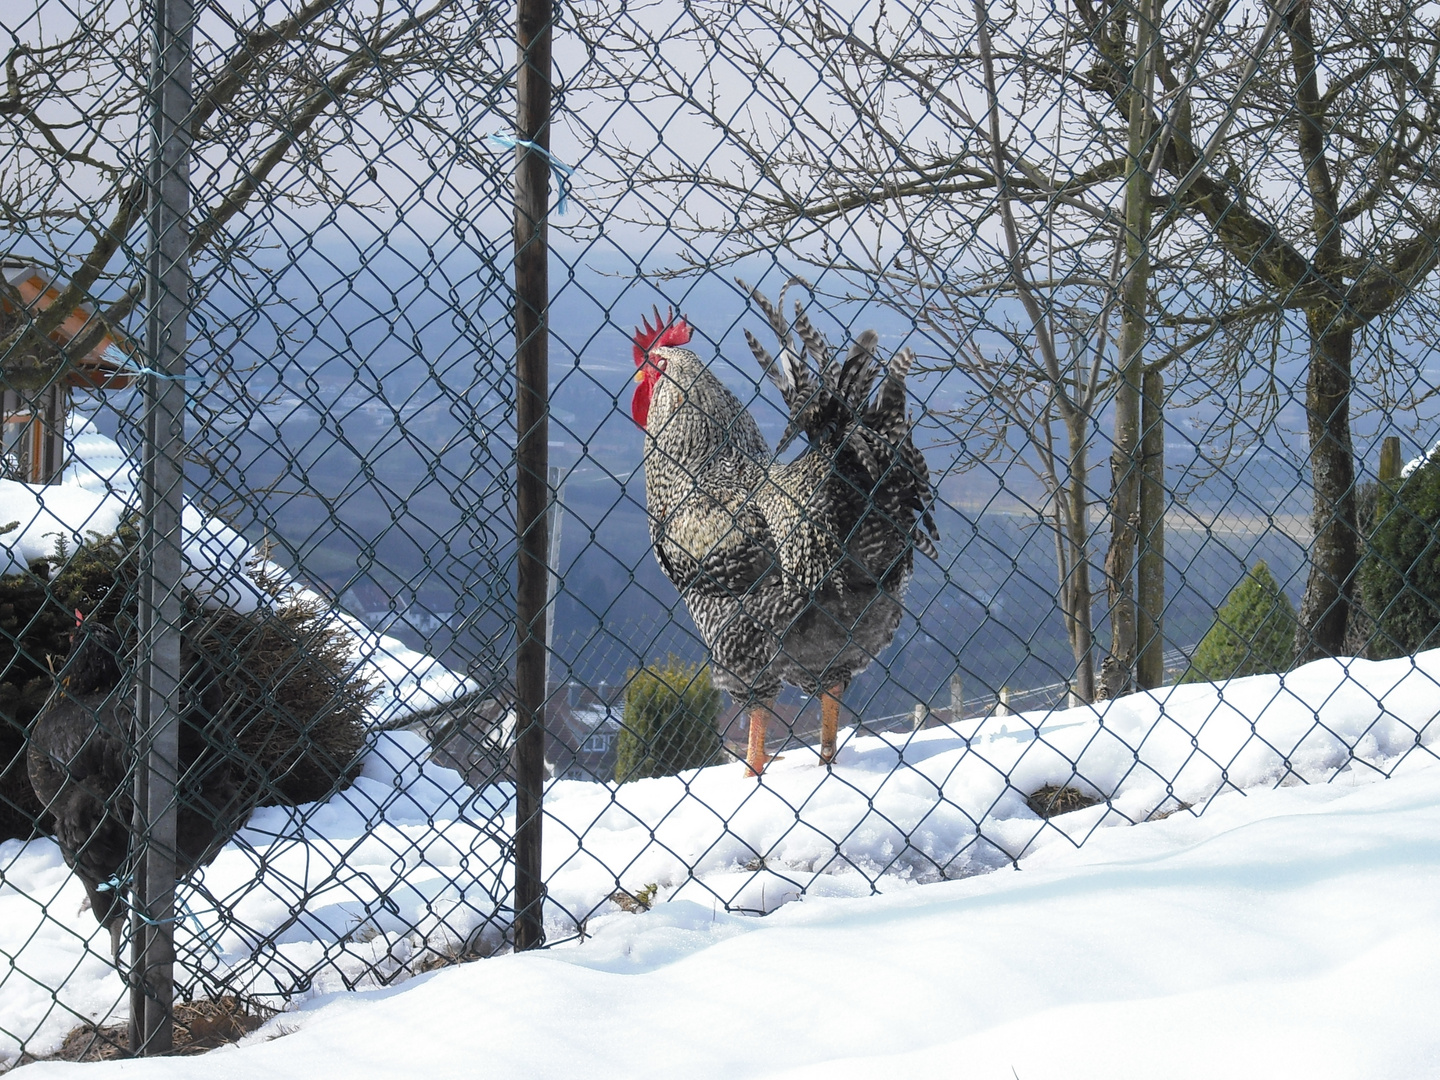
1182 560 1296 683
0 520 374 841
615 657 721 782
1361 449 1440 657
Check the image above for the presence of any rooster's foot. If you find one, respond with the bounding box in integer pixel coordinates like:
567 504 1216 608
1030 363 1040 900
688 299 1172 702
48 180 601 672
745 754 783 777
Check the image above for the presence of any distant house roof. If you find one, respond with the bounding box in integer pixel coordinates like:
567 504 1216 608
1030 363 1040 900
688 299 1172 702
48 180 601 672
569 704 623 735
1 260 135 389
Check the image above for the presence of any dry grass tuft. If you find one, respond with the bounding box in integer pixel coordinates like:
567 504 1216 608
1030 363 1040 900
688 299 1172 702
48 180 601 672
1147 799 1195 821
13 996 277 1066
609 883 658 913
1026 783 1102 818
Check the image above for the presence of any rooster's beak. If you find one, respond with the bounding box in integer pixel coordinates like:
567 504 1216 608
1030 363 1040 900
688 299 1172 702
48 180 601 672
634 368 645 383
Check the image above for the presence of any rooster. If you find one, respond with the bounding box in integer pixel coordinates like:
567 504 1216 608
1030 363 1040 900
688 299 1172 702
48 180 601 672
631 284 937 775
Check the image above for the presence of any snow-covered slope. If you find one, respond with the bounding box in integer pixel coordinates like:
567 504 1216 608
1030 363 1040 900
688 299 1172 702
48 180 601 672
0 417 474 720
4 645 1438 1067
20 741 1440 1080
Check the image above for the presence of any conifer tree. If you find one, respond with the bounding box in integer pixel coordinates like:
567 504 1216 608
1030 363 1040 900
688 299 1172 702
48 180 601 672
1183 561 1297 683
615 658 721 782
1361 451 1440 658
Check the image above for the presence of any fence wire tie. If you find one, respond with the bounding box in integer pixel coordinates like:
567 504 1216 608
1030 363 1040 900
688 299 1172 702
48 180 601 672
96 874 222 954
129 367 203 384
488 134 574 214
101 346 204 384
96 873 170 926
109 362 205 385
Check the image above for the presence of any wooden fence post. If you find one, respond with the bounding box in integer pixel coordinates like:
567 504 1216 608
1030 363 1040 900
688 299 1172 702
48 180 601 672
511 0 555 953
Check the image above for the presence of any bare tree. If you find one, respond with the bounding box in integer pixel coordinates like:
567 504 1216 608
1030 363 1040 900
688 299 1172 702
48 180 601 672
1101 0 1161 697
574 0 1440 684
1073 0 1440 660
1 0 510 388
570 0 1195 701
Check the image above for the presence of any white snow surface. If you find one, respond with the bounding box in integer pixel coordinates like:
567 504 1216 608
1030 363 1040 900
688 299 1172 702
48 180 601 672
17 734 1440 1079
4 646 1439 1068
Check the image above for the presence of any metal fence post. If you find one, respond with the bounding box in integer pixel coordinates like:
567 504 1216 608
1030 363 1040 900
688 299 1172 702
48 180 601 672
512 0 554 952
545 464 565 689
131 0 193 1052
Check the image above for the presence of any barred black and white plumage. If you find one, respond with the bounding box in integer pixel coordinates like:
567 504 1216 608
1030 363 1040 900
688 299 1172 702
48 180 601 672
631 286 938 774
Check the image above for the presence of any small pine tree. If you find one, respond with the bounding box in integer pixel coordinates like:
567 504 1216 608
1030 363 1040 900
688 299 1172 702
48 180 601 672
615 657 721 783
1182 560 1297 683
1361 450 1440 658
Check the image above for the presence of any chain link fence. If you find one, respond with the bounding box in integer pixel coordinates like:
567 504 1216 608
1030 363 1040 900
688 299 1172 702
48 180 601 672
3 0 1440 1063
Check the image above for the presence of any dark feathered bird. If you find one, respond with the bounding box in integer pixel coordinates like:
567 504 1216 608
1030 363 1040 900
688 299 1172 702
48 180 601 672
27 616 245 963
631 284 937 774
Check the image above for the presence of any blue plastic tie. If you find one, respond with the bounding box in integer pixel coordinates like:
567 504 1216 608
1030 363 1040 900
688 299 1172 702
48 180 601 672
102 345 205 385
178 893 224 958
95 873 217 944
120 364 205 384
489 134 575 215
96 873 174 924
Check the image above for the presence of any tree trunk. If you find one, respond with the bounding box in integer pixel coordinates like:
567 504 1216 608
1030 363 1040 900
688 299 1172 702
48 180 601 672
1285 0 1355 664
1064 419 1096 703
1294 323 1357 662
1136 366 1165 688
1105 357 1142 697
1101 0 1157 699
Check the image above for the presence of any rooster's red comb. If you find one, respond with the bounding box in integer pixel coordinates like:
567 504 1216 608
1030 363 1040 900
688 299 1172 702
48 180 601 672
632 306 692 366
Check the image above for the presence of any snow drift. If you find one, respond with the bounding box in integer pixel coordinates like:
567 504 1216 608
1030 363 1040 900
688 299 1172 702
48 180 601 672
2 418 1438 1067
4 644 1438 1067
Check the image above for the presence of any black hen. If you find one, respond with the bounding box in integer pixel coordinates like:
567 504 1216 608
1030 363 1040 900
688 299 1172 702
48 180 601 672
27 619 246 963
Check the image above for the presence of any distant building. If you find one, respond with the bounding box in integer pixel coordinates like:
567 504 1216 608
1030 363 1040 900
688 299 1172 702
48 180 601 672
404 692 516 787
1 260 135 484
548 702 623 782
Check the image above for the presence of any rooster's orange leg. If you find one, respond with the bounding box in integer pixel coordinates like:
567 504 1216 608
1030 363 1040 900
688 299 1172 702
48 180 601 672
819 686 843 765
746 706 778 776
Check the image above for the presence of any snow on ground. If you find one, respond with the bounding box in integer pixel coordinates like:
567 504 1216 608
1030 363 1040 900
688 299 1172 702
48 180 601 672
19 734 1440 1079
4 646 1438 1067
0 732 510 1067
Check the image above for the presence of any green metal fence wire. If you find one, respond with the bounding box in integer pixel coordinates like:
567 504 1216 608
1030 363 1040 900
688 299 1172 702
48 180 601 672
2 0 1439 1063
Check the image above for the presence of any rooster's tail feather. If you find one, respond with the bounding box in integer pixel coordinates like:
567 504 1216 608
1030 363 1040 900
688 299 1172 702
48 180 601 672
743 282 940 555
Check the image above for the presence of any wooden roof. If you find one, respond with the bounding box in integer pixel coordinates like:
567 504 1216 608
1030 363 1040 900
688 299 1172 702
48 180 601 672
1 260 136 389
